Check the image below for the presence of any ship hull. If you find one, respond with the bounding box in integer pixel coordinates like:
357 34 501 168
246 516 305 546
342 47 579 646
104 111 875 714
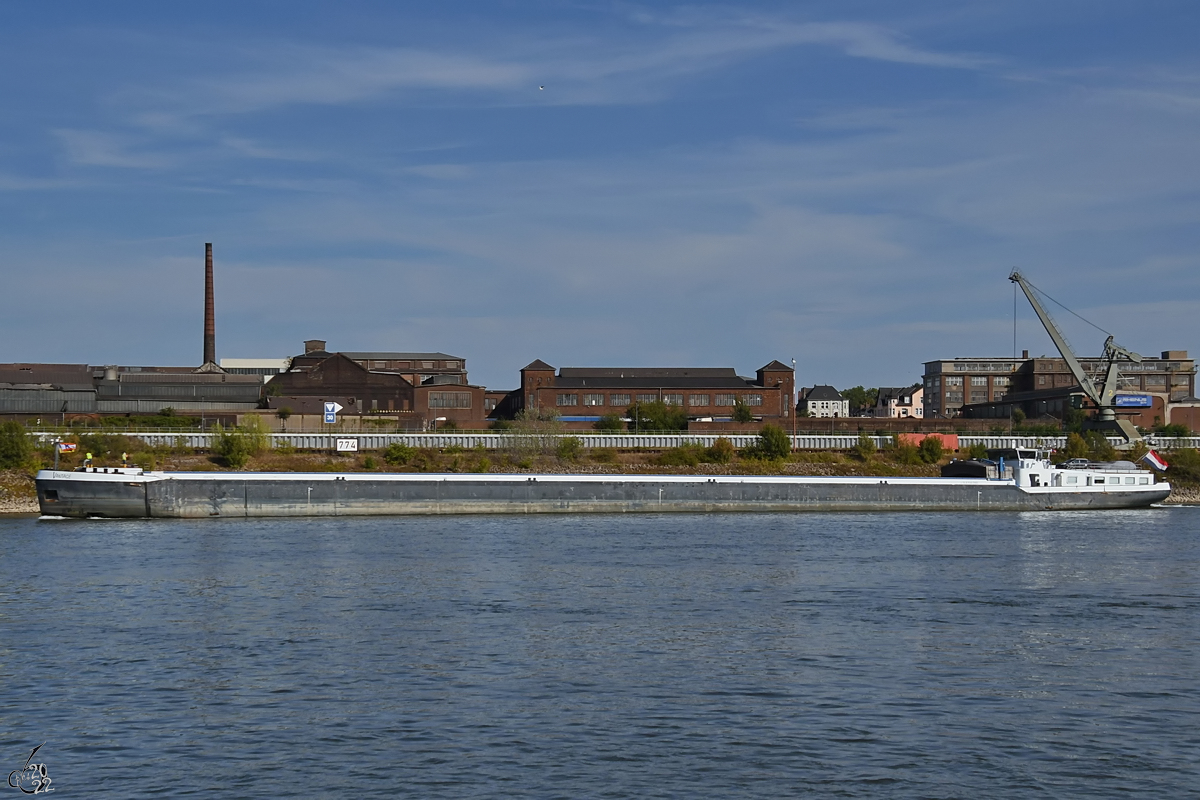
36 470 1171 519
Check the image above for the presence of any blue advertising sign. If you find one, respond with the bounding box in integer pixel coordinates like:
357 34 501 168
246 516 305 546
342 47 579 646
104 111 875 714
1113 394 1153 408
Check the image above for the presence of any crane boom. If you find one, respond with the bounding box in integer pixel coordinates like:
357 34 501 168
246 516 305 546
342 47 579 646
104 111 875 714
1008 270 1101 405
1008 270 1143 443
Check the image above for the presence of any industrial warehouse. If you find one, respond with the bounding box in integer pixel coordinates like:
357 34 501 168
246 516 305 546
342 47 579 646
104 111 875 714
1 247 1197 437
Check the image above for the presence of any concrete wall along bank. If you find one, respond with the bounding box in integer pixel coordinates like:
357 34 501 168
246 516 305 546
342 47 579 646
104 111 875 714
33 432 1199 451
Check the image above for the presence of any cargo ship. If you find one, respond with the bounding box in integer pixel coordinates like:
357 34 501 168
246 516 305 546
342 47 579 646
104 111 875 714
36 449 1168 517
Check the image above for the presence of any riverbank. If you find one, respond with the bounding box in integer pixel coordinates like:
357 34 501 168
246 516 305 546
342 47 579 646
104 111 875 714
0 471 37 514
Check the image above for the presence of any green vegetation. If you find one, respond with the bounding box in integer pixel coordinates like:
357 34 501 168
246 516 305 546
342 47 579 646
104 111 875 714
1154 423 1191 438
918 436 944 464
850 433 877 461
705 437 735 464
731 399 754 424
657 444 703 467
1061 432 1089 461
507 408 564 456
627 400 688 432
742 424 791 460
590 447 618 463
1084 431 1118 462
556 436 583 461
0 421 32 469
1166 448 1200 483
593 413 624 432
383 442 417 465
212 417 270 469
965 442 989 460
842 386 878 416
889 436 923 465
72 410 203 430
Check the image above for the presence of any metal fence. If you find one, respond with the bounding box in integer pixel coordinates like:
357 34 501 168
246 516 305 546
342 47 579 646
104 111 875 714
31 431 1200 451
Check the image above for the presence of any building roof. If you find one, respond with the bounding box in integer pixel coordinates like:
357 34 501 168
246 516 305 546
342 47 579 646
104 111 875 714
553 375 754 390
522 359 556 371
801 385 844 402
758 360 794 372
339 351 462 362
0 363 93 389
553 367 752 390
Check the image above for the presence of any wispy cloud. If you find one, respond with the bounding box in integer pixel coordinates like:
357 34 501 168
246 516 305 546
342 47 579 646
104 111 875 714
53 129 171 169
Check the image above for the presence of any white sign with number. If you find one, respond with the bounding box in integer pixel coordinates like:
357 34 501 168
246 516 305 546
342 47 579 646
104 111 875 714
335 438 358 452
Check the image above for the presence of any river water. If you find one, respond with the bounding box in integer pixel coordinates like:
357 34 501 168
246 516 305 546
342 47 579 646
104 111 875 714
2 509 1198 797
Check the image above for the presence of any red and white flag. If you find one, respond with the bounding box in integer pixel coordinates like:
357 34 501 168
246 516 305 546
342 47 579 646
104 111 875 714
56 442 77 453
1140 450 1169 471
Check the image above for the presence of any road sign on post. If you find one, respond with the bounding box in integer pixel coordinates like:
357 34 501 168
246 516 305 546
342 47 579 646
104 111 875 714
323 401 343 424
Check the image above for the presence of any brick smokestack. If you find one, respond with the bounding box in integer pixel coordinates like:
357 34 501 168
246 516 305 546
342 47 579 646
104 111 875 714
203 242 216 366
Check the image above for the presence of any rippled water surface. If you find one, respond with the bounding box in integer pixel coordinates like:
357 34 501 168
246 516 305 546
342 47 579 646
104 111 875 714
3 509 1199 797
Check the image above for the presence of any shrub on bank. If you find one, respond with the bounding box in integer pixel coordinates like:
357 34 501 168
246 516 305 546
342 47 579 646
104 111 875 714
593 414 624 432
705 438 735 464
657 444 703 467
1166 448 1200 484
383 443 416 465
590 447 618 463
0 422 32 469
965 442 989 460
742 424 791 460
918 437 944 464
556 436 583 461
888 437 922 465
850 433 876 461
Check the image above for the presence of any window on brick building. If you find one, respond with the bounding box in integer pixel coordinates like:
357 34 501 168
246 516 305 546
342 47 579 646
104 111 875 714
745 394 763 406
429 391 472 408
610 393 631 406
715 394 737 406
971 376 987 386
689 394 709 406
662 393 684 406
636 394 657 404
556 394 578 406
583 394 604 406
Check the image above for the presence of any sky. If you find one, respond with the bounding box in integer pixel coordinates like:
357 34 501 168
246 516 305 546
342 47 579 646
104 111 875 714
2 1 1199 391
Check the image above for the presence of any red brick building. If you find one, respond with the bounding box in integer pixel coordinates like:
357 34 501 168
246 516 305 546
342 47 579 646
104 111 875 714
499 360 795 427
269 350 487 429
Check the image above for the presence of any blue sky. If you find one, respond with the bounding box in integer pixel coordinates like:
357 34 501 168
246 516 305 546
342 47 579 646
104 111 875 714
2 1 1198 391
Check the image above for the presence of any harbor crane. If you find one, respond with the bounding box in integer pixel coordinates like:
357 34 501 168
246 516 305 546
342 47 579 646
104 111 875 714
1009 270 1143 444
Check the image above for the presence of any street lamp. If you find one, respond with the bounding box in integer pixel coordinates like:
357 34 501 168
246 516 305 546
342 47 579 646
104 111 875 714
791 358 797 439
